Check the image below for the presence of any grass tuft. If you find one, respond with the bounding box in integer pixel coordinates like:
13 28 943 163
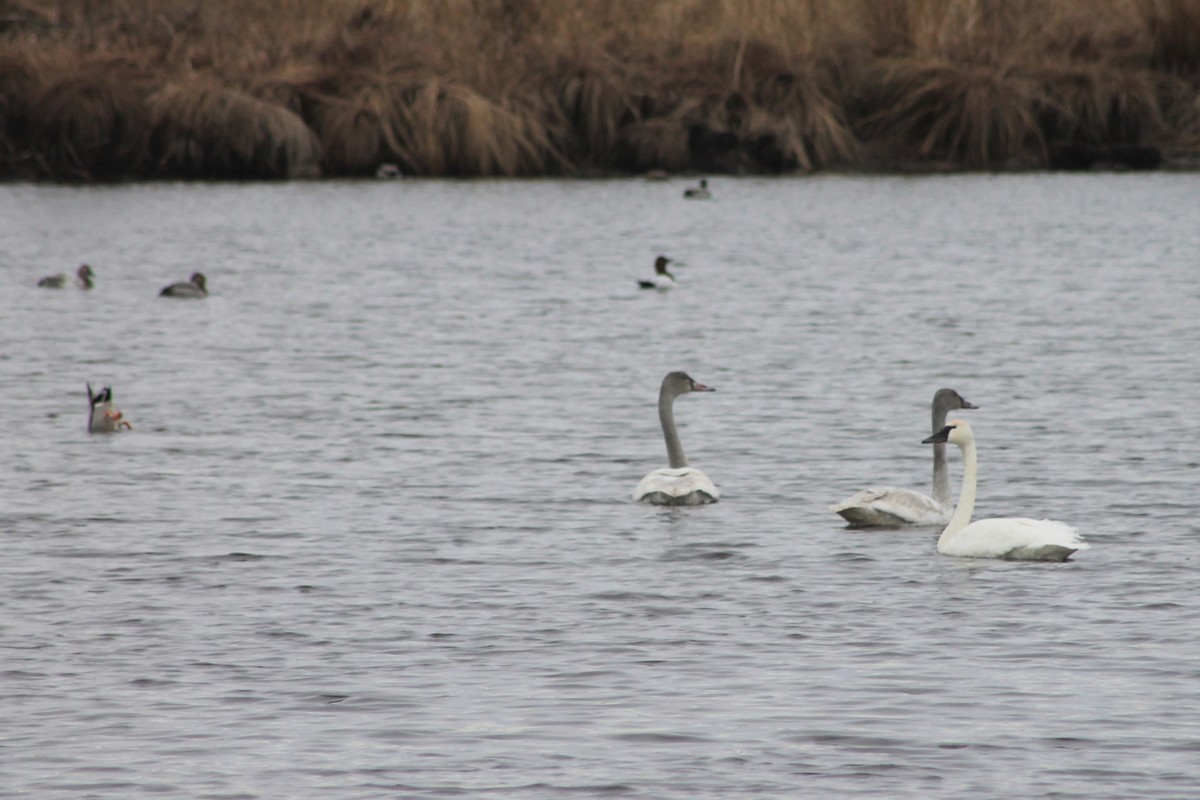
148 79 322 178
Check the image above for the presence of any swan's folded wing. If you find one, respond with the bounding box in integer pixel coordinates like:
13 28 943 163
830 487 950 527
634 467 719 504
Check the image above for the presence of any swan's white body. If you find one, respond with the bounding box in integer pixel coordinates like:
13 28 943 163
927 419 1086 561
161 272 208 298
633 372 719 506
634 468 719 506
87 383 132 434
831 388 977 527
638 256 677 291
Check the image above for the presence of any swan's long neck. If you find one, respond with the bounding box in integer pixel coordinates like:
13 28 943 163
659 391 688 469
931 403 952 506
939 436 977 547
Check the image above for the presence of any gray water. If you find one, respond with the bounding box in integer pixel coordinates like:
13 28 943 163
1 174 1198 799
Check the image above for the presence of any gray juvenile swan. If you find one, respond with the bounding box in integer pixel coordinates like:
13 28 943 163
830 388 977 526
923 419 1086 561
633 371 719 505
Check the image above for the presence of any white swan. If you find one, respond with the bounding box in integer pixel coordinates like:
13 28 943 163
87 383 132 433
922 419 1086 561
160 272 208 298
39 263 94 289
830 388 977 526
633 372 719 505
637 256 677 290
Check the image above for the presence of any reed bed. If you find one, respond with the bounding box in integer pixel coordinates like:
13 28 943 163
1 0 1197 179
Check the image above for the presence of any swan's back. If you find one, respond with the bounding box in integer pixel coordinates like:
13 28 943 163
830 487 950 527
634 467 719 505
939 517 1086 561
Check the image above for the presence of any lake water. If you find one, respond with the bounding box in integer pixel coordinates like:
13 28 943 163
1 173 1198 799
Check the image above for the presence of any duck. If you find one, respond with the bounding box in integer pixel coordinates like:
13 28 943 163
638 256 677 290
633 372 720 505
922 419 1086 561
86 383 132 433
160 272 207 298
683 178 711 199
38 264 94 289
830 388 977 527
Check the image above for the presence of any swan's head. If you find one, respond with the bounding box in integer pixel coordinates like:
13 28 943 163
654 256 672 274
923 418 974 446
190 272 207 290
662 371 714 398
933 388 977 411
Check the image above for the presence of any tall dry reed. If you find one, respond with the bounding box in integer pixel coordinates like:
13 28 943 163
147 79 321 178
1 0 1197 178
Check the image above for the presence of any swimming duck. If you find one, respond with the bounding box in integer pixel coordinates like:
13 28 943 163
38 264 94 289
638 256 677 290
160 272 208 298
683 178 711 199
87 383 132 433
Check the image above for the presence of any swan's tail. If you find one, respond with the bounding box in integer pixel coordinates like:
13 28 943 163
1003 544 1082 562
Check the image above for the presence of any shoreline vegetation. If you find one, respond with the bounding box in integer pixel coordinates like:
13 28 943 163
2 0 1199 181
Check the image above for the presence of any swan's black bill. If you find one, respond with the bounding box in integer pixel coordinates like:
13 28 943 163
960 399 979 409
923 425 954 444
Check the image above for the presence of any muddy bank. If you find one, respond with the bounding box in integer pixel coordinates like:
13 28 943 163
2 0 1198 180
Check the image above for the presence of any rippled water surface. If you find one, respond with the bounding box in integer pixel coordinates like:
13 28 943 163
2 174 1199 799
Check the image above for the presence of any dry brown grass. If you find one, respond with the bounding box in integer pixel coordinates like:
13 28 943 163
1139 0 1200 75
22 52 154 179
0 52 38 174
147 79 321 178
856 57 1046 167
1 0 1197 178
387 81 562 176
1035 62 1164 146
541 56 645 168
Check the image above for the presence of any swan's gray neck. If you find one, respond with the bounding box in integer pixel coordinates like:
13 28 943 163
931 402 952 505
659 390 688 469
939 437 977 547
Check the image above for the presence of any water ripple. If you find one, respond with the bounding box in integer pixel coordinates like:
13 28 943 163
1 175 1198 800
